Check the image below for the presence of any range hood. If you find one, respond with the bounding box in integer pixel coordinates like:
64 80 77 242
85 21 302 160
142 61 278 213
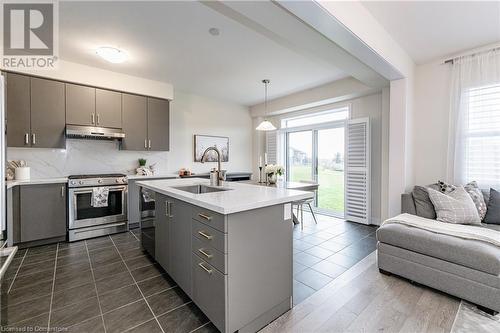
66 125 125 140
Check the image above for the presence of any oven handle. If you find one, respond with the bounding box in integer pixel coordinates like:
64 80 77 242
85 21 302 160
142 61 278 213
69 185 127 195
73 222 127 234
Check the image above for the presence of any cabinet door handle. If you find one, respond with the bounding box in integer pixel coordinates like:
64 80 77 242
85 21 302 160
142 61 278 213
144 139 147 149
31 133 36 145
198 262 212 274
96 114 100 125
91 113 95 125
165 201 169 217
198 213 212 221
198 248 213 259
24 133 29 145
168 202 173 217
198 231 213 240
61 186 65 197
148 140 151 149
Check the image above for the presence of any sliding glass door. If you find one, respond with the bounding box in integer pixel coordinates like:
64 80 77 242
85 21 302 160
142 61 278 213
286 123 345 217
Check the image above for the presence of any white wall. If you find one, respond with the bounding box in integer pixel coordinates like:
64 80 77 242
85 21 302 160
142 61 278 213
168 91 253 174
412 60 452 185
7 90 253 178
5 60 173 100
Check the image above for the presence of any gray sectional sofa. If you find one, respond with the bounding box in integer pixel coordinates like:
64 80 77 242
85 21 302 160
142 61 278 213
376 191 500 315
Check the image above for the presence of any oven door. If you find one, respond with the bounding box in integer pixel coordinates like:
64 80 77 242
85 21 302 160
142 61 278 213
69 185 127 229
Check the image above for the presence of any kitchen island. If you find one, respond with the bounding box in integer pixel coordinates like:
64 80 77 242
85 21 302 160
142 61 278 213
136 178 313 333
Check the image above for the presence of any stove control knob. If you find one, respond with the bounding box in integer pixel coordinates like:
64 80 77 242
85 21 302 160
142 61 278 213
98 179 103 184
70 181 76 185
78 181 84 185
116 179 121 183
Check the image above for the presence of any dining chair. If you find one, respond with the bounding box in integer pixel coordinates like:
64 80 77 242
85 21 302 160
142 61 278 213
295 180 318 230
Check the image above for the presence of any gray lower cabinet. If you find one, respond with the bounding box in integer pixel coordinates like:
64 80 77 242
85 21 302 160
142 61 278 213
18 183 67 243
5 73 30 148
96 88 122 128
122 94 148 151
5 74 66 148
30 77 66 148
168 197 192 296
153 195 292 333
155 194 170 271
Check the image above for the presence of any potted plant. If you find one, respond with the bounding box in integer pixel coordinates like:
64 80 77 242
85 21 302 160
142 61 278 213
138 158 147 167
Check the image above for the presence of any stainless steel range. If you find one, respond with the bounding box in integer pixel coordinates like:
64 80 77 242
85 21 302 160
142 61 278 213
68 173 128 241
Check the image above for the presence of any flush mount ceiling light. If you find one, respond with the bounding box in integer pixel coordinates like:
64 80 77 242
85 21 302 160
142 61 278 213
256 79 277 131
96 47 127 63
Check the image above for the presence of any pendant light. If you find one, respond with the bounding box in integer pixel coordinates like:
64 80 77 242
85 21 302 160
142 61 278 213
256 79 277 131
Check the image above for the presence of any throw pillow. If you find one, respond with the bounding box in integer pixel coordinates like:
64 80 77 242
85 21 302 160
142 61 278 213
427 187 481 225
483 188 500 225
463 181 487 220
412 186 436 219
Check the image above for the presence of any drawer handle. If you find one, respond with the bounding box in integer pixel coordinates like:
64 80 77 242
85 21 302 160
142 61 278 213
198 248 213 259
198 213 212 221
198 262 212 274
198 231 213 240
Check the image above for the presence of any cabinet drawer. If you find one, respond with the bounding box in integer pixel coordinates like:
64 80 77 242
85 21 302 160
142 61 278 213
192 254 226 332
192 236 226 274
192 207 226 232
192 219 226 253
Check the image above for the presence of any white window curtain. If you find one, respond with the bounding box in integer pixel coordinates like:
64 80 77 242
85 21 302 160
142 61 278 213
448 49 500 188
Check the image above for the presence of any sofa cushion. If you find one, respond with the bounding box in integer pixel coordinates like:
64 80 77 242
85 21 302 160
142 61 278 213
428 187 481 225
377 223 500 275
412 186 436 219
484 188 500 225
464 181 488 220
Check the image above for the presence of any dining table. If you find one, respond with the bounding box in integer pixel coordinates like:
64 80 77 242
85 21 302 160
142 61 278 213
242 180 319 224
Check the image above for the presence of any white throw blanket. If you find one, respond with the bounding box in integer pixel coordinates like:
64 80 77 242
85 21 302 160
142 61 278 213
91 187 110 208
383 213 500 248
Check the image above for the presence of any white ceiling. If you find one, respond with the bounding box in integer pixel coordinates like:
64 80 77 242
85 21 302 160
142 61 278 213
59 1 348 106
361 1 500 64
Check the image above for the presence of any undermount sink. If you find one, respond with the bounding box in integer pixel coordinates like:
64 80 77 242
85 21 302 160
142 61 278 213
172 184 233 194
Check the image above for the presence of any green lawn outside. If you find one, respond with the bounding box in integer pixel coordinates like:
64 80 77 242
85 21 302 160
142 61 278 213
289 165 344 213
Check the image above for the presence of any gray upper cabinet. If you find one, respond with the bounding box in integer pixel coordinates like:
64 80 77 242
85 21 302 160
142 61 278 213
66 83 96 126
30 77 66 148
147 98 170 151
122 94 148 150
96 89 122 128
19 183 67 243
6 73 31 148
5 74 65 148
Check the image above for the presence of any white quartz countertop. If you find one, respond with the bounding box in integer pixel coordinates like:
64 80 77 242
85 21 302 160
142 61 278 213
126 173 179 180
136 178 314 214
6 177 68 189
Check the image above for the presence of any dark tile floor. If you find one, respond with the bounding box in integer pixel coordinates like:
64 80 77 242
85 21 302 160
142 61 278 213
292 212 378 305
2 214 376 332
2 230 217 333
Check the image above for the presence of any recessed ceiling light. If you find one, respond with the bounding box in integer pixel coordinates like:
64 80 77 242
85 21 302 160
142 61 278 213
208 28 220 36
96 47 127 63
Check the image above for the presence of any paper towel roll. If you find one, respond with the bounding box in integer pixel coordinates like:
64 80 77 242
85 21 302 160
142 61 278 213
15 167 30 180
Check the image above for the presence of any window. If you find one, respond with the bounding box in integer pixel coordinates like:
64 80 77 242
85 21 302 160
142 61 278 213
464 83 500 187
281 107 348 129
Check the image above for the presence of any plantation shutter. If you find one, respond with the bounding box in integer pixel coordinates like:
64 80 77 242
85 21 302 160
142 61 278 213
345 118 370 224
266 132 277 164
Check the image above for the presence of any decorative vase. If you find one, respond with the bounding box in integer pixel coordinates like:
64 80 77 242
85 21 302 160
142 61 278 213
267 173 277 184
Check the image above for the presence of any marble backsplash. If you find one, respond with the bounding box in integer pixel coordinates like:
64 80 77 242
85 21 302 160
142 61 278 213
7 139 168 179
